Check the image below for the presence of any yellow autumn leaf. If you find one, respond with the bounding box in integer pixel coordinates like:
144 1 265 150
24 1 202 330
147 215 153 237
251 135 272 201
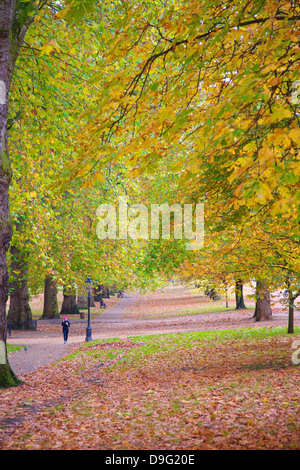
261 63 277 74
267 76 281 87
270 200 290 216
157 108 176 123
40 39 60 56
288 128 300 144
94 172 104 182
256 182 272 203
289 161 300 176
129 167 143 178
40 43 54 55
54 5 72 20
258 147 275 164
268 130 291 147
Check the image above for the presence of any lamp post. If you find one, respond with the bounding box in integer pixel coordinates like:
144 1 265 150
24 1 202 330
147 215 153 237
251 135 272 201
85 276 93 342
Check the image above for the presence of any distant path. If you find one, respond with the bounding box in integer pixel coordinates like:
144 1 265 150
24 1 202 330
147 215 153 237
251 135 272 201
8 293 139 376
96 294 139 321
7 289 299 378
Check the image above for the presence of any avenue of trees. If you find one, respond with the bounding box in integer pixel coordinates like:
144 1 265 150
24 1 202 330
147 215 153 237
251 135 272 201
0 0 299 386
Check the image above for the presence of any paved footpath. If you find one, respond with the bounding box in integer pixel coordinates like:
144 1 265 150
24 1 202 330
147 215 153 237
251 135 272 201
8 294 139 376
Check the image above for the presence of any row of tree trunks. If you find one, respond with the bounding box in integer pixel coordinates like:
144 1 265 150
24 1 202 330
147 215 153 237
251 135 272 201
5 267 292 326
7 272 104 325
9 275 297 329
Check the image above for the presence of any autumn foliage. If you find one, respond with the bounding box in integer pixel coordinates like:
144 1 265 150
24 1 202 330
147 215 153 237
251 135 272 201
0 327 299 450
0 3 299 448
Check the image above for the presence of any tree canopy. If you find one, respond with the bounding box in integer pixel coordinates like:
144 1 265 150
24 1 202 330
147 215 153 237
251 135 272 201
74 0 300 292
0 0 300 388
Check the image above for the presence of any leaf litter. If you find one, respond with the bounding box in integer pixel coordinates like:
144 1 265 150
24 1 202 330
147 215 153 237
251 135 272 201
0 328 299 450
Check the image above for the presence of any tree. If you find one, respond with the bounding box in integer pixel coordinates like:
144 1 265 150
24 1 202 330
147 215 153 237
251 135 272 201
253 280 272 321
85 1 300 225
0 0 37 387
41 275 59 319
7 245 34 330
78 0 300 332
287 289 299 335
284 274 300 334
60 286 79 316
0 0 99 387
235 279 247 310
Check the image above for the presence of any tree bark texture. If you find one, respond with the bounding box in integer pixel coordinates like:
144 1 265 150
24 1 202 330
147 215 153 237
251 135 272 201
235 279 246 309
41 275 59 319
287 290 300 334
0 0 18 387
78 295 87 309
78 295 95 309
288 298 294 334
60 290 79 316
94 284 110 301
253 280 272 322
7 245 34 329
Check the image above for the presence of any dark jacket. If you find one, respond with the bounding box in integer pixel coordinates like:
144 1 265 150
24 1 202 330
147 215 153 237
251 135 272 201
61 320 70 330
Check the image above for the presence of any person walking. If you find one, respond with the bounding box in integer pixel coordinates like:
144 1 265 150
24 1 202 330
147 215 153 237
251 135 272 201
61 316 70 343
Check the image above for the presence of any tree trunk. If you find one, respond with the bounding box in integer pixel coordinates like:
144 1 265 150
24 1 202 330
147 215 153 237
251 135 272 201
41 275 59 319
287 290 300 334
102 286 110 298
78 295 87 309
78 295 95 309
0 0 32 387
235 279 246 309
288 296 294 334
93 284 103 302
60 288 79 316
7 246 34 329
253 280 272 322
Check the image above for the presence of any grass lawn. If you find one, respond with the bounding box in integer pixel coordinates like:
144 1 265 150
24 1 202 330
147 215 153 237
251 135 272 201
123 286 255 319
1 325 299 450
125 303 255 319
6 344 25 354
